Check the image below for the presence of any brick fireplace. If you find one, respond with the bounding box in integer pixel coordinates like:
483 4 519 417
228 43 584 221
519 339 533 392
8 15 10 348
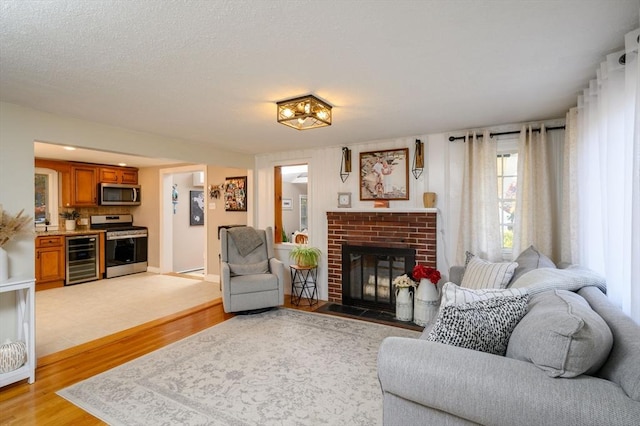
326 210 437 303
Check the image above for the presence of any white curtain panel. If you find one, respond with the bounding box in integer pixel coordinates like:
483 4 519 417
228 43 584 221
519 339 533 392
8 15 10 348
561 109 579 264
456 131 502 264
572 27 639 322
513 125 555 261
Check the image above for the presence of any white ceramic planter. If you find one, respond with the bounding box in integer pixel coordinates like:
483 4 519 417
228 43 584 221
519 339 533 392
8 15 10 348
414 278 440 326
395 286 413 321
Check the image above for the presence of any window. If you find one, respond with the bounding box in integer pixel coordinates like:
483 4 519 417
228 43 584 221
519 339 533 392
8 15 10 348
34 168 59 229
497 151 518 252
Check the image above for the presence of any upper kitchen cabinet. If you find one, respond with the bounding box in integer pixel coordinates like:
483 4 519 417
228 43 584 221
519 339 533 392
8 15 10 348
99 166 138 185
69 163 98 206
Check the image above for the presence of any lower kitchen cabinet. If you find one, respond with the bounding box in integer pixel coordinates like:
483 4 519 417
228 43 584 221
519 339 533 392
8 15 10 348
35 235 65 290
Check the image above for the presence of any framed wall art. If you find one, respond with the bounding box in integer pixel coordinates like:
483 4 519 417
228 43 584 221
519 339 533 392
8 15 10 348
189 190 205 226
224 176 247 211
282 198 293 210
359 148 409 200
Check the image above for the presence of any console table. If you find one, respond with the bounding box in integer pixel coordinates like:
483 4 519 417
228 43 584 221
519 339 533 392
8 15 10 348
0 276 36 387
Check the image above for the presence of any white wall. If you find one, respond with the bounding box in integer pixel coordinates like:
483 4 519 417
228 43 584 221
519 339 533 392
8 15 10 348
282 182 307 239
255 134 462 301
171 172 205 272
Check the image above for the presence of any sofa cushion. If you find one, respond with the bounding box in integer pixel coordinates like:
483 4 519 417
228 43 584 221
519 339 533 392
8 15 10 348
426 294 529 356
579 286 640 401
506 289 613 378
461 256 518 290
441 281 528 306
509 245 556 285
228 260 269 276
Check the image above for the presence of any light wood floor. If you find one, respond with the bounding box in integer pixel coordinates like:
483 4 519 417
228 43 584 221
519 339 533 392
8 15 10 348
0 298 323 425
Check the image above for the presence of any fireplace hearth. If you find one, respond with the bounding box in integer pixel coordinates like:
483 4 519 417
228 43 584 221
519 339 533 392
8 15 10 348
342 244 415 313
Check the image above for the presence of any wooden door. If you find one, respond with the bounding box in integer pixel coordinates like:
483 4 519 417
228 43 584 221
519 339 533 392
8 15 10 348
274 166 283 243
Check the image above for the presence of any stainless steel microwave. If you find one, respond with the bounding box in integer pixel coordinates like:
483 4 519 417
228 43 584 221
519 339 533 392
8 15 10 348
99 183 141 206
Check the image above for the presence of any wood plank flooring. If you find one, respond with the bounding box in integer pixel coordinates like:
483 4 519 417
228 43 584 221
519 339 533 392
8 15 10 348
0 298 322 425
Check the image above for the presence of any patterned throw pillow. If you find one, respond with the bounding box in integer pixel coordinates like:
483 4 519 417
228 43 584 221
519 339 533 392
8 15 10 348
427 294 529 356
461 256 518 290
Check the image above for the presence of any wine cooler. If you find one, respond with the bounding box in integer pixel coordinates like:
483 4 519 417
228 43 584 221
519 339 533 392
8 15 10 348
65 234 100 285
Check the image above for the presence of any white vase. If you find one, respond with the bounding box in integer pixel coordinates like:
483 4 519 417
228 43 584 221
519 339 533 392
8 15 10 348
414 278 440 326
395 286 413 321
0 247 8 281
65 219 76 231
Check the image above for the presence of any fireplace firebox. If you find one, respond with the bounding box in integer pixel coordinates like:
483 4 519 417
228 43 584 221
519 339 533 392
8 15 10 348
342 244 416 313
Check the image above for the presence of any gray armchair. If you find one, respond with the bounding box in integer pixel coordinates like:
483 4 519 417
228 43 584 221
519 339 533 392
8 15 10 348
220 226 284 313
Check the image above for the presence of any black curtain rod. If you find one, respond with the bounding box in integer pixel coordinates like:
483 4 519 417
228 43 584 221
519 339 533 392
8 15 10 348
448 125 566 142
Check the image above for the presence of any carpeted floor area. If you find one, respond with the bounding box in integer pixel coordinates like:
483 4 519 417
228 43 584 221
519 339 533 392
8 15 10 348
58 308 420 425
36 272 221 357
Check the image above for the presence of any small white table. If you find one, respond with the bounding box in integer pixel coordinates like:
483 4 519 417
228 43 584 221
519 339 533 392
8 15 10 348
0 276 36 387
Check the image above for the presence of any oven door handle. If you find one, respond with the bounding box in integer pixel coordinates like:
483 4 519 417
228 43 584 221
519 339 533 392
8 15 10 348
107 234 148 241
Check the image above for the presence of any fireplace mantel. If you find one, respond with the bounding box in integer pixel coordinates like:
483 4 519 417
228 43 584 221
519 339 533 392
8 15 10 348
327 208 437 214
326 210 437 303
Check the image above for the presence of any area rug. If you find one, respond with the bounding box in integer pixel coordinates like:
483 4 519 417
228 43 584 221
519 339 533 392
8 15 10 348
57 308 419 425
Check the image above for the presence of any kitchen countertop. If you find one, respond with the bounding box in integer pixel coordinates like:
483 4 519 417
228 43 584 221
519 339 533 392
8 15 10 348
35 228 106 237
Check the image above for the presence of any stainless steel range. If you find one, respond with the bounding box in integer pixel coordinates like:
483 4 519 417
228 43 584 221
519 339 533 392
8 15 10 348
90 214 148 278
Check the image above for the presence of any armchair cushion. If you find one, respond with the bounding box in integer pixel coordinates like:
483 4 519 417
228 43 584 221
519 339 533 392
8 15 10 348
228 260 269 276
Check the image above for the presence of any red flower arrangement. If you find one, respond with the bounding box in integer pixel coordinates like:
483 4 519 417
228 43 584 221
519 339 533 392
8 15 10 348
412 264 441 285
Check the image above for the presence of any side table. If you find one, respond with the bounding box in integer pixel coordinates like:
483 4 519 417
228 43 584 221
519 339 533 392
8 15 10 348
290 265 318 306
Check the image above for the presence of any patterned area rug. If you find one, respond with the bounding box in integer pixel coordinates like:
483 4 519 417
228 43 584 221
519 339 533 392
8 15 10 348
58 308 419 425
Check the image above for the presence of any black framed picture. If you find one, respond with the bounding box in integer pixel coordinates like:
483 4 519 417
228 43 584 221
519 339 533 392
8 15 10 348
190 190 205 226
224 176 247 211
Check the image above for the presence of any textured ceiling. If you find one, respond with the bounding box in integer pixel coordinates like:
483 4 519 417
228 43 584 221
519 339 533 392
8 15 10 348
2 0 638 160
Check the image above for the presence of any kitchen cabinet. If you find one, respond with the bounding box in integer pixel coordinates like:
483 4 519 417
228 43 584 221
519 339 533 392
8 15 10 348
70 164 98 206
0 277 36 387
35 236 65 289
99 166 138 184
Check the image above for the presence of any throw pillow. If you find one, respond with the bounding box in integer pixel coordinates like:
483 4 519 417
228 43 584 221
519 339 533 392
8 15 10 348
460 256 518 290
228 260 269 276
509 245 556 285
440 282 529 306
506 289 613 378
426 294 529 356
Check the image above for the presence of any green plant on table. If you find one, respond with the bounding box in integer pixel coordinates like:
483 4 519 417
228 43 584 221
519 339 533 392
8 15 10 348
289 245 321 268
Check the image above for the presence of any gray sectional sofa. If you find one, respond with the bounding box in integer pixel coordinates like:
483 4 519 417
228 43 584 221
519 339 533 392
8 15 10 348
377 260 640 425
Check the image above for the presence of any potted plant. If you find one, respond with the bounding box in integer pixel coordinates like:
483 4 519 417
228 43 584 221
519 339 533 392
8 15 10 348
60 210 80 231
289 245 321 268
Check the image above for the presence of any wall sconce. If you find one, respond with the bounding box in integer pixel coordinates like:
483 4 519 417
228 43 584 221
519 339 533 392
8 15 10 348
412 139 424 179
340 147 352 182
277 94 332 130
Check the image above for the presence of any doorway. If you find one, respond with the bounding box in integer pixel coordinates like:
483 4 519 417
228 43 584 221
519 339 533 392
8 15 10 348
274 164 308 243
159 165 207 275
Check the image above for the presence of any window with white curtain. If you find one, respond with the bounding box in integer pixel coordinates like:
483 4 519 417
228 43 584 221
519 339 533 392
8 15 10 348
496 138 519 257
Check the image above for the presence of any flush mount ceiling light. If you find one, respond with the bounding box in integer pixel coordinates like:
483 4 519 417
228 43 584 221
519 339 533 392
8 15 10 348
277 94 332 130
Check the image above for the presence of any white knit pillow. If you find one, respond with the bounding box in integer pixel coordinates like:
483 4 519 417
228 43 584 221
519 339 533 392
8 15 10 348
441 282 528 306
461 256 518 289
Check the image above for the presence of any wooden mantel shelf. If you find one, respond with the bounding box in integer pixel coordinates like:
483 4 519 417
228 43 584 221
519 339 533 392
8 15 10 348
326 208 438 213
